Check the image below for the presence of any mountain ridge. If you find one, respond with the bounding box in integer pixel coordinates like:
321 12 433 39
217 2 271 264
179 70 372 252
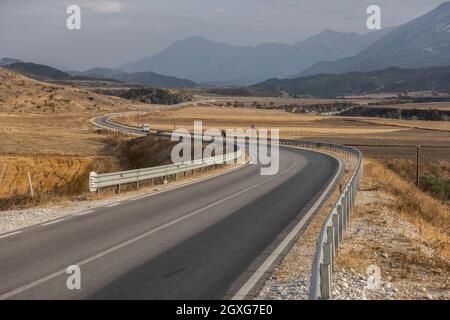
248 65 450 98
299 2 450 76
118 29 391 84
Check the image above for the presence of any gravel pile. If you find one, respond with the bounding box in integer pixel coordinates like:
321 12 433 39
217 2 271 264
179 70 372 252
333 268 398 300
257 276 309 300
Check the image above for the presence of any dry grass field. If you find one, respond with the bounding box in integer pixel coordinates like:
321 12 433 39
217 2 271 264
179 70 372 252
1 66 449 208
0 155 117 198
117 106 405 137
344 117 450 132
117 105 450 161
0 68 153 204
383 102 450 111
0 68 143 114
204 95 376 106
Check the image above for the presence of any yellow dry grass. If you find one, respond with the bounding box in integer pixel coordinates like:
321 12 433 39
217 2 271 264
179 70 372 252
117 106 405 138
0 155 95 197
0 68 144 114
0 113 113 155
364 158 449 256
348 117 450 132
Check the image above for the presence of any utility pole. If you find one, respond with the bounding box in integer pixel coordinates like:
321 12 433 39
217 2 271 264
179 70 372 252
416 145 421 188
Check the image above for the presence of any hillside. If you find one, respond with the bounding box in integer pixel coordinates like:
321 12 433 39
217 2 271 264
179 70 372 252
300 2 450 76
71 67 196 88
5 62 73 81
99 87 192 105
251 66 450 98
118 29 390 84
0 58 22 67
0 68 137 113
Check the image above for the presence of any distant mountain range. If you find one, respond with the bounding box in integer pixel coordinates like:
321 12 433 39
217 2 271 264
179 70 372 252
299 2 450 77
5 62 77 81
118 29 391 85
70 67 196 88
3 2 450 89
2 62 196 88
250 65 450 98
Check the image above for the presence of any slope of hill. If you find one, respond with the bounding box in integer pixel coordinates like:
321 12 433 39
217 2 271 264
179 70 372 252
5 62 72 81
70 67 196 88
300 2 450 76
69 67 128 80
0 68 136 113
118 29 390 84
0 58 22 67
251 66 450 98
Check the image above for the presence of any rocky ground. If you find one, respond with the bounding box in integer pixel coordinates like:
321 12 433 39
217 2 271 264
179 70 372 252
258 158 449 300
332 175 449 300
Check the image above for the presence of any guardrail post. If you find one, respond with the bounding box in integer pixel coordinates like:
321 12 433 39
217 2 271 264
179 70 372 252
345 190 352 224
89 172 98 193
337 204 343 243
327 225 335 268
342 196 348 230
320 237 333 300
332 213 339 255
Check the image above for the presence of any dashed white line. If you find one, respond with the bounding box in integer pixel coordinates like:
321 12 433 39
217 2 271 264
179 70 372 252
0 231 22 239
105 203 120 208
41 218 65 226
74 210 94 216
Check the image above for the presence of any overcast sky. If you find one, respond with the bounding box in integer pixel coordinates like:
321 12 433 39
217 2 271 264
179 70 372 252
0 0 447 70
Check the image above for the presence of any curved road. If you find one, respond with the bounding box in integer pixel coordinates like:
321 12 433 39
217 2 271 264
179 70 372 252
0 116 341 300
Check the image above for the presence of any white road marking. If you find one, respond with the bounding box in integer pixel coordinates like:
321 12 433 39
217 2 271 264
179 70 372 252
231 151 343 300
41 219 65 226
0 231 22 239
0 156 298 300
105 203 120 208
73 210 94 216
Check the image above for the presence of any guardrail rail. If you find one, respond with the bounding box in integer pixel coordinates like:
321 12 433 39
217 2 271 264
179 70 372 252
89 150 242 193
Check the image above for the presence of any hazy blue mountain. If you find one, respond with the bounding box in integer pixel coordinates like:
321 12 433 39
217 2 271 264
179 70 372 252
72 67 196 88
251 65 450 98
300 2 450 77
118 29 390 85
70 67 128 80
5 62 72 80
0 57 23 67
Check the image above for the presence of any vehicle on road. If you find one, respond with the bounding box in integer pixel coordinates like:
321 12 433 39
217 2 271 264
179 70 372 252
142 123 151 132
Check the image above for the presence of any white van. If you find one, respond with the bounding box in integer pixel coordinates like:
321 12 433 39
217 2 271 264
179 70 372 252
142 123 151 132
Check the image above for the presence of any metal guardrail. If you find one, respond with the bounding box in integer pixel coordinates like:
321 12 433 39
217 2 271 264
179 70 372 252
278 139 363 300
89 150 242 193
298 142 363 300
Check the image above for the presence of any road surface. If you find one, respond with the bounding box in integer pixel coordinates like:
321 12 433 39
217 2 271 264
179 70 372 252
0 116 341 300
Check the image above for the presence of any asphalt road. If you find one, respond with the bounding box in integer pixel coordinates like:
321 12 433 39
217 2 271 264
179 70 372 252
0 117 340 300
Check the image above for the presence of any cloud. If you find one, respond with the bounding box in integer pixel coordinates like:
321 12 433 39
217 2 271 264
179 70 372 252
79 0 124 13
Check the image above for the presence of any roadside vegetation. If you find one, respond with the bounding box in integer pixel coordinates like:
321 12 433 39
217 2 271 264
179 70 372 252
384 159 450 203
333 158 449 299
0 133 176 210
